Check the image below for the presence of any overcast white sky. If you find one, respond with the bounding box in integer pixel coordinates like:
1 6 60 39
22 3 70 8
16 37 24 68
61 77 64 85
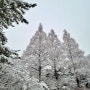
4 0 90 56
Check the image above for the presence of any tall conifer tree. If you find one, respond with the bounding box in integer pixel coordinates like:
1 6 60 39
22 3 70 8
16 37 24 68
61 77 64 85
46 29 63 90
22 24 48 82
63 30 86 88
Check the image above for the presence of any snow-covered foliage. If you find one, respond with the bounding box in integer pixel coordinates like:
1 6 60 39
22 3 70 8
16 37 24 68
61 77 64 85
0 30 19 64
1 24 90 90
62 30 90 89
44 30 64 89
0 0 36 63
0 58 49 90
63 30 85 69
0 58 29 90
22 24 48 82
85 54 90 68
21 25 90 90
0 1 36 89
0 0 36 29
26 77 49 90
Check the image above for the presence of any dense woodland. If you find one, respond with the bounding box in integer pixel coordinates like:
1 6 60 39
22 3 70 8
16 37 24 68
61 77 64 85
21 24 90 90
0 0 90 90
0 23 90 90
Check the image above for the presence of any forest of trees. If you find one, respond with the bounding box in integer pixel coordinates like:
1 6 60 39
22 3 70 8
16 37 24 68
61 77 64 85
0 0 90 90
21 24 90 90
0 21 90 89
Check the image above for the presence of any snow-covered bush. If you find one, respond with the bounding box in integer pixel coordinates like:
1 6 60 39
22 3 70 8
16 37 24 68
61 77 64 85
0 58 49 90
25 78 49 90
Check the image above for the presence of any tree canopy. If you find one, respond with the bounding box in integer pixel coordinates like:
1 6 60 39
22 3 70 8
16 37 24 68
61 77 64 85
0 0 36 63
0 0 36 29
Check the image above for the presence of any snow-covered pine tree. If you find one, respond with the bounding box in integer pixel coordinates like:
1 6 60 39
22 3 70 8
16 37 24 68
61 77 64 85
0 30 19 64
22 24 48 82
62 30 88 89
63 30 85 70
0 0 36 63
46 29 64 90
0 29 23 89
0 1 36 89
0 0 36 29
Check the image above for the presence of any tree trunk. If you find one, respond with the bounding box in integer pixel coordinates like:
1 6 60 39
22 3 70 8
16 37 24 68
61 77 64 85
38 65 41 82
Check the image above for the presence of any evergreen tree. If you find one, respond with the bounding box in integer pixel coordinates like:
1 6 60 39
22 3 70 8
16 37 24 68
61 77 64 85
46 29 63 90
0 1 36 89
63 30 85 73
22 24 48 82
0 0 36 63
0 0 36 29
63 30 87 88
0 30 19 63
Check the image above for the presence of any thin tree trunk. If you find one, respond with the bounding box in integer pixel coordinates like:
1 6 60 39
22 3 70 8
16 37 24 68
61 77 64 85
54 59 59 90
38 65 41 82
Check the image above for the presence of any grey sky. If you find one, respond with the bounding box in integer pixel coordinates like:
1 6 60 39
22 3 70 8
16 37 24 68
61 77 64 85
5 0 90 56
